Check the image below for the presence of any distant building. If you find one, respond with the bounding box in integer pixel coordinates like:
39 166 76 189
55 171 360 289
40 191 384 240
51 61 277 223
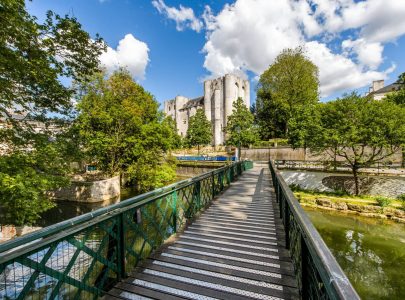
0 110 67 154
367 80 403 100
164 74 250 146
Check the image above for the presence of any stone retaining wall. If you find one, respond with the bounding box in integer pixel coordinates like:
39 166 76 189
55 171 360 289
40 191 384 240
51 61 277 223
241 147 403 163
281 170 405 198
49 175 120 203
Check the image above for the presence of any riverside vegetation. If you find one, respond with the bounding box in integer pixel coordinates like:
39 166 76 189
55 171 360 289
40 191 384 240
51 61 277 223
291 185 405 223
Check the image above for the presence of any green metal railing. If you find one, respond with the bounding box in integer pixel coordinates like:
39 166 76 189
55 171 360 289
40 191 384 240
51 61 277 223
0 161 252 299
269 161 359 300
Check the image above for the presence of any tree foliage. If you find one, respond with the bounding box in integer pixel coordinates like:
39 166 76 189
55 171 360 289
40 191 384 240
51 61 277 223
186 108 212 153
307 93 405 195
385 72 405 106
256 47 319 138
0 0 105 128
0 132 75 225
225 97 258 148
75 70 177 192
288 103 322 149
0 1 105 226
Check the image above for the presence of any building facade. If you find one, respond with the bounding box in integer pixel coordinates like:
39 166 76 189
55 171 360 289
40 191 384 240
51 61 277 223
164 74 250 146
367 79 403 100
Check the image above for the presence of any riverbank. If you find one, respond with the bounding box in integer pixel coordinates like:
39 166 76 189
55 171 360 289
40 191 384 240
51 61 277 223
295 190 405 223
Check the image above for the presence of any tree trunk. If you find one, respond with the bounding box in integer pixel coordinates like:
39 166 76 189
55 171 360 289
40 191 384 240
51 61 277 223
333 147 337 171
352 165 360 196
198 144 200 156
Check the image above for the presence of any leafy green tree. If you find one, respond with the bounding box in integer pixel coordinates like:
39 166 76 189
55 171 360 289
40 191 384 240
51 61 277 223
0 131 75 226
396 72 405 84
0 1 105 226
225 97 259 153
308 93 405 195
1 1 105 131
256 47 319 138
185 108 212 154
385 72 405 106
384 72 405 166
163 115 182 149
288 103 322 150
75 69 176 192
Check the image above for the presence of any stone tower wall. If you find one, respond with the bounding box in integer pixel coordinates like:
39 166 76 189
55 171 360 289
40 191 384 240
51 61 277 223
164 74 250 146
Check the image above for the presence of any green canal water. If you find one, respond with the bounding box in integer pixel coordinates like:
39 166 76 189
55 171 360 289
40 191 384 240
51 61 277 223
304 207 405 299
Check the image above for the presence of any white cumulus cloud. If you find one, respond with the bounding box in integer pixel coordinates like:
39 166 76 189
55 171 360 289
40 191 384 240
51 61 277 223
152 0 203 32
100 34 150 80
200 0 405 96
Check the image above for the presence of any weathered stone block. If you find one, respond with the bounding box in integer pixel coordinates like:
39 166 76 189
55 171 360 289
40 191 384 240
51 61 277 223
316 198 332 207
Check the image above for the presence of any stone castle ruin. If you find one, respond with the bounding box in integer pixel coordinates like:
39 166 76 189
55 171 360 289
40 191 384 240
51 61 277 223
164 74 250 146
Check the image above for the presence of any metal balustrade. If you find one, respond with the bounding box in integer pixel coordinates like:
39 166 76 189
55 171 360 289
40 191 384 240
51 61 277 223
0 161 251 300
269 161 360 300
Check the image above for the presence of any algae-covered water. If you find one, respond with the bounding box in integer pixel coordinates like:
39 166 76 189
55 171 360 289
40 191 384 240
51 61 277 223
305 207 405 299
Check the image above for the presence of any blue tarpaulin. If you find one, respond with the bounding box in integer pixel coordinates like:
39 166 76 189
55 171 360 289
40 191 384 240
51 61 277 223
176 156 236 161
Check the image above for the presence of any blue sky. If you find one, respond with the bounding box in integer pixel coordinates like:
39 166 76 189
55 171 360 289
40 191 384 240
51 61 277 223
27 0 405 105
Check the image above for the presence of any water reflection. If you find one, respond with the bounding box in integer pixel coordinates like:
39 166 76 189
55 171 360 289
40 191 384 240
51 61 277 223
305 207 405 299
37 175 191 227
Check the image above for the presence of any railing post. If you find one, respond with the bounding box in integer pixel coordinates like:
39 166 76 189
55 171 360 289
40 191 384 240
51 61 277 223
220 171 224 192
172 191 177 233
284 205 290 250
118 213 126 280
276 183 280 203
211 173 215 199
301 234 309 299
195 180 201 211
226 166 231 185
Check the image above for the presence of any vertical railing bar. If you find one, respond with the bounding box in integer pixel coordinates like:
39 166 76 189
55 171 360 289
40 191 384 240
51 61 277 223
284 204 290 250
118 213 126 280
172 191 177 233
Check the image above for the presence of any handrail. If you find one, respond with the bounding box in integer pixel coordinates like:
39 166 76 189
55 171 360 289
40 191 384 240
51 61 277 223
0 162 234 254
0 161 253 299
269 160 359 300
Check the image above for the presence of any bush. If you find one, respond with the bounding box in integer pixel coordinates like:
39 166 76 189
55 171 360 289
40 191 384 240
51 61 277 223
398 194 405 210
375 197 392 207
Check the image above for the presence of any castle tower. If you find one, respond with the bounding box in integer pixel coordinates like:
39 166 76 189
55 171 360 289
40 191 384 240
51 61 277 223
203 74 250 146
164 74 250 147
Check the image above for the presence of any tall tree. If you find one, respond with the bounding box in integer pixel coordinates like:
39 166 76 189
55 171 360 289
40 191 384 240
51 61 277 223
185 108 212 154
0 1 105 226
384 72 405 166
0 1 105 131
385 72 405 106
256 47 319 138
225 97 258 153
75 69 176 192
288 103 322 150
308 93 405 195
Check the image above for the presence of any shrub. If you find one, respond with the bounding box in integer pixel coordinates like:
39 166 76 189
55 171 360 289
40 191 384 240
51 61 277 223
289 184 303 192
375 196 392 207
398 194 405 210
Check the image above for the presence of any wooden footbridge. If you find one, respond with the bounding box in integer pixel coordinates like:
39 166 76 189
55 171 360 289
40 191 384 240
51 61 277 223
0 161 359 300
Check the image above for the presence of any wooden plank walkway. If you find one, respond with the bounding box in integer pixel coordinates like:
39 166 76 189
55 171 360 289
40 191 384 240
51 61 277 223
106 164 299 300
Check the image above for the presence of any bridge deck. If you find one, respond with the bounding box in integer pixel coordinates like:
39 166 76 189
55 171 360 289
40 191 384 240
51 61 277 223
106 165 299 300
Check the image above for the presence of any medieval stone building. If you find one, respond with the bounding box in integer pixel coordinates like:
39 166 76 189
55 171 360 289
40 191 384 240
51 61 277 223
164 74 250 146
